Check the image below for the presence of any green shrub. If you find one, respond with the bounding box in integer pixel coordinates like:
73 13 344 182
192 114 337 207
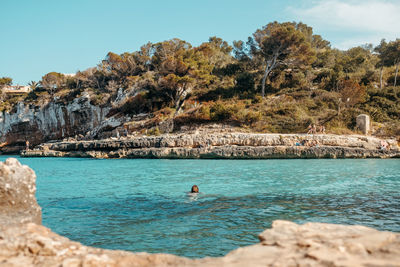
210 102 234 121
244 111 262 125
25 90 38 101
198 105 211 119
147 126 160 136
120 92 149 115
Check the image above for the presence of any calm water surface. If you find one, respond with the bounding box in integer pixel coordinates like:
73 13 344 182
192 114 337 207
2 156 399 258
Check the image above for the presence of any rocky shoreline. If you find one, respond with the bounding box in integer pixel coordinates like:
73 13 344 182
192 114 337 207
21 133 400 159
1 158 400 266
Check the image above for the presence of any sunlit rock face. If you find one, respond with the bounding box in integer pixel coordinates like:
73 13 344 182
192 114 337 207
0 95 124 153
22 133 400 159
0 158 41 226
253 220 400 266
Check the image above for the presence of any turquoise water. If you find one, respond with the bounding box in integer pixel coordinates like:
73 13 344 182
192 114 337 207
1 156 400 258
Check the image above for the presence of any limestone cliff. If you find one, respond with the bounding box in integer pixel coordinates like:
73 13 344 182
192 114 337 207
1 158 400 266
0 94 127 153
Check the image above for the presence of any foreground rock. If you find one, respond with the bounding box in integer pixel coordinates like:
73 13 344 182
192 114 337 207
0 158 41 226
2 220 400 267
22 133 400 159
220 220 400 267
1 159 400 266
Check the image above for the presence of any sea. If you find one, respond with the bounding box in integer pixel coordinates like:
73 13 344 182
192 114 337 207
1 156 399 258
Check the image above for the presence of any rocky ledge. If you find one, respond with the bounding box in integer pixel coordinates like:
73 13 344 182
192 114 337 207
21 133 400 159
1 158 400 267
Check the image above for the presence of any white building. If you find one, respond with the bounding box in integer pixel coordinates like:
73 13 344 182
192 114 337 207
1 85 32 94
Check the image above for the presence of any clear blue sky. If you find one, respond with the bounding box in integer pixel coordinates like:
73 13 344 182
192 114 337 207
1 0 399 84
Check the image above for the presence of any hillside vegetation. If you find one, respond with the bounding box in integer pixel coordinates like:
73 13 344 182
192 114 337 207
1 22 399 136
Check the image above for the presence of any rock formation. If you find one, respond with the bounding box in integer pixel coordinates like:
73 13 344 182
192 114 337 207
0 94 128 154
1 158 400 266
0 158 41 226
22 133 400 159
219 220 400 266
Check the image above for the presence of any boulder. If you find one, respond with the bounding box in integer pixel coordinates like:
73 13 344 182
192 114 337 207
0 158 41 226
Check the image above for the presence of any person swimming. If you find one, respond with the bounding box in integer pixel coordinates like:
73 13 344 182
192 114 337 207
191 185 199 193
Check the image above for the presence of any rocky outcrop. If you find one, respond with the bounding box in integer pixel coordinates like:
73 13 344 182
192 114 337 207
219 220 400 266
1 158 400 266
0 223 193 267
0 94 128 154
22 133 400 159
0 158 41 226
2 220 400 267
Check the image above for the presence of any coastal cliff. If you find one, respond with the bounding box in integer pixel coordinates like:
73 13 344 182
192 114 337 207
22 133 400 159
0 94 127 154
1 158 400 266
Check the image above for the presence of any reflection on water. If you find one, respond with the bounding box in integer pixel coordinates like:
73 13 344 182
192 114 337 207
185 192 201 203
1 156 399 258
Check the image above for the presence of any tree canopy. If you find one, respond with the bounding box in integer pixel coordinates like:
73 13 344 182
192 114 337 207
0 77 12 87
248 22 316 97
375 39 400 87
40 72 66 96
2 21 399 135
133 39 215 115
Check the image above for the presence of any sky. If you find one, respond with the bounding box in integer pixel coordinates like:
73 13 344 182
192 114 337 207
1 0 399 85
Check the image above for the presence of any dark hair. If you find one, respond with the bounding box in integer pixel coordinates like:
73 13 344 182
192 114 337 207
191 185 199 193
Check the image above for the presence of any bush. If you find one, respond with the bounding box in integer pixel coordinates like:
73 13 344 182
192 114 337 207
147 126 161 136
339 79 366 107
25 90 38 101
244 111 262 125
234 72 256 96
252 95 263 104
87 88 111 106
120 92 149 115
155 107 174 120
385 122 400 136
210 102 235 121
367 86 400 101
197 105 211 120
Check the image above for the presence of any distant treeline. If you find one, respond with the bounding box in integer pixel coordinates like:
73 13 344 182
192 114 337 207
1 21 399 135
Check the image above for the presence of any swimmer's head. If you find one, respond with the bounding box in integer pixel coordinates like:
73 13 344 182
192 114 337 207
191 185 199 193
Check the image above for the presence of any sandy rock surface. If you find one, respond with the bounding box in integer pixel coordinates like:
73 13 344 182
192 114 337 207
0 158 41 226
